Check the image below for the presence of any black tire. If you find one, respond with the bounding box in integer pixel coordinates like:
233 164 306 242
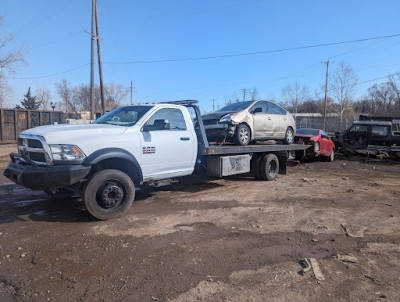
250 154 263 180
327 148 335 162
235 124 251 146
82 169 135 220
44 188 74 199
283 127 294 145
259 153 279 181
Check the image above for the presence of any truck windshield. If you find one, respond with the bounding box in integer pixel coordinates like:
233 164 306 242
215 101 253 112
93 106 152 126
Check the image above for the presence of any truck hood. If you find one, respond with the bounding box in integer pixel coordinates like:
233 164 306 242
21 124 127 144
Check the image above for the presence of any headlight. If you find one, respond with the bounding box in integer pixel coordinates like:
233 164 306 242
50 144 86 161
219 113 236 123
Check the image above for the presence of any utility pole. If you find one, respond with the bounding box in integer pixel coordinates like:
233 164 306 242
90 0 95 120
321 60 333 131
94 1 105 115
130 81 133 104
241 89 247 102
212 99 215 111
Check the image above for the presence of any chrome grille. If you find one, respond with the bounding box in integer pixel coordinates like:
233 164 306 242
18 134 53 166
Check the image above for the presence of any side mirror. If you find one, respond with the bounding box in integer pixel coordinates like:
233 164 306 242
321 134 328 139
253 107 262 114
142 119 170 131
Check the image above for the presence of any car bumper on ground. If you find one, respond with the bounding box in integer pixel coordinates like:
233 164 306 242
3 161 91 190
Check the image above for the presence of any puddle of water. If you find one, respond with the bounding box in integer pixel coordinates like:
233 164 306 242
33 210 46 215
14 199 46 207
175 225 194 231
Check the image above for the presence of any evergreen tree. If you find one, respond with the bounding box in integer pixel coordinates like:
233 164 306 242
20 87 41 110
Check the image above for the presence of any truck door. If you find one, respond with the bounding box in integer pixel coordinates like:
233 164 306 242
370 125 390 146
139 108 196 179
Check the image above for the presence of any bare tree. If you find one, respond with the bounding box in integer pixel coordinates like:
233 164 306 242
356 73 400 116
281 82 310 118
0 16 27 106
104 82 129 110
55 79 75 112
330 62 358 122
36 87 52 110
247 87 259 100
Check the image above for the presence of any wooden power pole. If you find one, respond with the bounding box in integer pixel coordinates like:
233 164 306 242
322 60 333 131
87 0 105 119
90 0 95 120
95 1 105 115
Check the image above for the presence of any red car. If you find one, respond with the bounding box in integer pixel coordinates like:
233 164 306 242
294 128 335 161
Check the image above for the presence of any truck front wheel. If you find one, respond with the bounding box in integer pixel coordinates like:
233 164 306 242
82 169 135 220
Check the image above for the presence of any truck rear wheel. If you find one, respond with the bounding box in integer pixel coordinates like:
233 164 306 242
250 155 263 180
82 169 135 220
259 154 279 181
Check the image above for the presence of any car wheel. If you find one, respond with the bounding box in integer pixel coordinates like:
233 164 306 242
283 127 294 145
328 148 335 162
235 124 251 146
82 169 135 220
259 153 279 181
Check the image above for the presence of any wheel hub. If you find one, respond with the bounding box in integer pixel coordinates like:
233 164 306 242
98 182 124 208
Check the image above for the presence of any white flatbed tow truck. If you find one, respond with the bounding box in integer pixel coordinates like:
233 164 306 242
4 100 309 220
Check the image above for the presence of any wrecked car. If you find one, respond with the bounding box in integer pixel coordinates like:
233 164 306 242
334 117 400 156
201 100 296 146
294 128 335 161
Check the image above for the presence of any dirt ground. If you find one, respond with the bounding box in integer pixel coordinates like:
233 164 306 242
1 144 400 302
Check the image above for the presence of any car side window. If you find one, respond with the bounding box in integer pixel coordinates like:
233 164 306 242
145 108 187 130
267 102 284 115
250 101 268 114
320 130 327 137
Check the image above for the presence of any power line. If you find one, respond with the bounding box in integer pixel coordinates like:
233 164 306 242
9 63 90 80
7 33 400 80
104 33 400 64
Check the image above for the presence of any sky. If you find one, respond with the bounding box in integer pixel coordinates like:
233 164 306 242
1 0 400 113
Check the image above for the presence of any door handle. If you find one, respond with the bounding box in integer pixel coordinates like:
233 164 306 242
267 117 272 120
180 137 190 141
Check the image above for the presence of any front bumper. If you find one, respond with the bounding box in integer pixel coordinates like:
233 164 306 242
204 123 236 141
3 160 91 190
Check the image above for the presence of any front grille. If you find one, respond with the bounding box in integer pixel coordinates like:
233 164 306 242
203 119 219 126
18 135 51 166
18 138 43 148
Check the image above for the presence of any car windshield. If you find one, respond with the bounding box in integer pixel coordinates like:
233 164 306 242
296 129 320 136
215 101 253 112
93 106 152 126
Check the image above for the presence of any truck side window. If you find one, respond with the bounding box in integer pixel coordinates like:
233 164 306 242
145 108 187 130
371 126 388 137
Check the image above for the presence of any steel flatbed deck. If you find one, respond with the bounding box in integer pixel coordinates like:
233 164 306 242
200 143 310 155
